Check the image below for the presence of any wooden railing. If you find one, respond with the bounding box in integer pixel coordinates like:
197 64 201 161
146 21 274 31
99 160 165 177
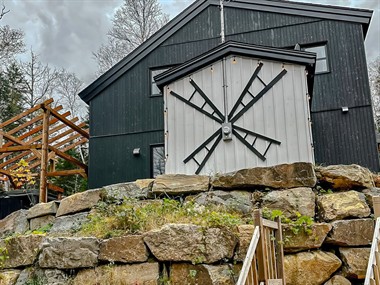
365 217 380 285
237 209 285 285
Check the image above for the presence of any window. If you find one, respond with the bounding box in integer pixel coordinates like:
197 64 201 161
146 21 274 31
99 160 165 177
304 45 329 74
151 68 169 96
151 145 165 178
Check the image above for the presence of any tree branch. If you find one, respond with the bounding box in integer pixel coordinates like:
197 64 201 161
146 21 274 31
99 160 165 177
0 4 10 20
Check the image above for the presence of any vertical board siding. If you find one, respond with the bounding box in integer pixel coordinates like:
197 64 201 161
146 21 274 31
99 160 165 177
88 5 378 187
164 56 313 175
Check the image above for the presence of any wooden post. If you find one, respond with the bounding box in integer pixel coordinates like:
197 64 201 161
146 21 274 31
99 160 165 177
39 108 50 203
254 209 268 282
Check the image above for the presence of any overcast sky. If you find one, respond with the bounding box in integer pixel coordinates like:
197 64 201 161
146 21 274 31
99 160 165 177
1 0 379 86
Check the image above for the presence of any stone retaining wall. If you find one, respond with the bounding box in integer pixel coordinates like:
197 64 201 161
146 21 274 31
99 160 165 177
0 162 378 285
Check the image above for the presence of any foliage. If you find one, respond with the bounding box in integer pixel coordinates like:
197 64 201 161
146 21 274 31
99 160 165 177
24 223 53 236
94 0 169 75
262 208 314 235
0 246 8 269
50 149 88 196
10 159 36 189
80 198 249 238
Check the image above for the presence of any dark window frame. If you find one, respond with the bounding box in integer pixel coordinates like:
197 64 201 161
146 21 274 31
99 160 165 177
149 67 171 97
303 42 330 75
150 143 165 178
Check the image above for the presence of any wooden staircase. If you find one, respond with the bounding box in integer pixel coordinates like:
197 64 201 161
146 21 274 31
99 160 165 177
365 217 380 285
237 209 286 285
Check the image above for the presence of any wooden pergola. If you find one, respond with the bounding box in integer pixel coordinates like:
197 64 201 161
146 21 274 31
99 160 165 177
0 99 89 203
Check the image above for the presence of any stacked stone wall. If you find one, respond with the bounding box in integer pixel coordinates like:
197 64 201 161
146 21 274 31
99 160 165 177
0 162 378 285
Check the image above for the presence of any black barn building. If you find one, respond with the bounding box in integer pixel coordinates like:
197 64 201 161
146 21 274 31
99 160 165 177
79 0 378 189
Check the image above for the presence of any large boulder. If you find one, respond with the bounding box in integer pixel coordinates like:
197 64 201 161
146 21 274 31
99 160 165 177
339 247 370 279
144 224 237 264
188 190 253 214
325 219 373 246
324 275 351 285
0 235 43 269
27 201 59 219
98 235 148 263
50 212 89 233
0 210 28 238
38 237 99 269
316 164 374 190
29 215 55 231
284 251 342 285
317 191 371 222
152 174 209 195
284 223 331 253
72 263 159 285
170 263 240 285
103 179 154 201
261 187 315 219
56 189 102 217
212 162 316 189
0 270 21 285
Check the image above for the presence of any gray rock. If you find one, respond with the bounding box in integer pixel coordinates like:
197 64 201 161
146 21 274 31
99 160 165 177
317 190 371 222
39 237 100 269
0 235 43 269
284 251 342 285
144 224 237 263
27 201 59 219
362 187 380 208
261 187 315 219
339 247 370 279
50 212 89 233
29 215 55 231
316 164 374 190
15 268 69 285
189 190 253 213
0 210 29 238
325 219 374 246
152 174 209 195
72 263 159 285
103 179 154 201
56 189 102 217
98 235 148 263
212 162 316 189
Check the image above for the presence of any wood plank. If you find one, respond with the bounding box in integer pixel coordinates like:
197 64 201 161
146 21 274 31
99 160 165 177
0 98 53 128
47 169 87 177
275 217 285 282
47 183 64 193
365 218 380 285
262 219 279 230
254 209 268 282
44 104 89 139
0 144 42 153
0 131 41 159
39 109 50 203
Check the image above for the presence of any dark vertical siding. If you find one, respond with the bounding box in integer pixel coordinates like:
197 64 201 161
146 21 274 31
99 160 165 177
88 6 379 188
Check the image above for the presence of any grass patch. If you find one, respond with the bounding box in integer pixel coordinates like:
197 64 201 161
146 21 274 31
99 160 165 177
79 198 251 238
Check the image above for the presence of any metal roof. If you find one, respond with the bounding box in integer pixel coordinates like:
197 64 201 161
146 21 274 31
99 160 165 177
79 0 372 104
154 41 316 89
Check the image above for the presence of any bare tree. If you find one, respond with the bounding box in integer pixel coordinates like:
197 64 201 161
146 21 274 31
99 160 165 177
369 57 380 129
93 0 169 75
56 69 85 118
0 5 25 65
20 49 59 109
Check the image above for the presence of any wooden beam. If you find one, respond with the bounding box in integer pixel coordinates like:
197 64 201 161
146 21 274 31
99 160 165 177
7 105 64 136
43 104 89 139
47 183 64 193
0 98 53 128
49 146 88 171
39 109 50 203
0 144 42 153
0 131 41 159
47 169 87 177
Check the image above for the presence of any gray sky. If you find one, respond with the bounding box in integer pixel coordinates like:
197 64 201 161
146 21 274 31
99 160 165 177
1 0 379 86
